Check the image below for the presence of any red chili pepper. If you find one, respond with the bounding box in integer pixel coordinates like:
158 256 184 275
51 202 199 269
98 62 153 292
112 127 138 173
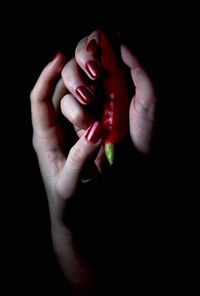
98 29 129 165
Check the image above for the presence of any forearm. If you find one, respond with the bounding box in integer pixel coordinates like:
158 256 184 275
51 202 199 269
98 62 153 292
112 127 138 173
49 205 96 296
35 154 97 295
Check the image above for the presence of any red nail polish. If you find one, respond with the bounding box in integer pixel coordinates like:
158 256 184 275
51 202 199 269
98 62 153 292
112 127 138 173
86 61 102 79
85 122 103 143
76 86 93 104
87 39 98 52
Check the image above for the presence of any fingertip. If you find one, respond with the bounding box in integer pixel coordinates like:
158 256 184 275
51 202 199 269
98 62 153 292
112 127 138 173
85 121 104 144
46 50 66 74
87 30 100 48
120 44 140 70
76 30 102 80
75 85 94 105
51 50 66 62
86 38 98 53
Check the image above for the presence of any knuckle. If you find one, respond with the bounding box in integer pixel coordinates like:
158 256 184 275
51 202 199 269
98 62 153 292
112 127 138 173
32 135 39 152
75 36 87 57
61 60 75 91
55 179 65 198
30 89 36 102
68 145 85 168
70 108 84 125
61 58 75 79
61 95 84 125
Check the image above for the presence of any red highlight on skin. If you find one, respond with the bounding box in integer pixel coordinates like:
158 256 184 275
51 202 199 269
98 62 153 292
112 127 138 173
47 50 66 75
50 51 66 67
51 50 63 61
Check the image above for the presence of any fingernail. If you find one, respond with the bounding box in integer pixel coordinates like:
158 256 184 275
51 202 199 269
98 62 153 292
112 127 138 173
76 86 94 104
85 122 104 143
87 39 98 53
86 61 102 79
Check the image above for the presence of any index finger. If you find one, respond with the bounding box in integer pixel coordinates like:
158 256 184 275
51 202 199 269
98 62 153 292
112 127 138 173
75 31 102 80
30 52 65 137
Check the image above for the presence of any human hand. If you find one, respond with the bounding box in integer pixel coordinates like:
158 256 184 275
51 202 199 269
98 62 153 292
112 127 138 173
31 30 157 205
64 29 157 156
120 43 157 153
30 52 104 212
30 30 157 294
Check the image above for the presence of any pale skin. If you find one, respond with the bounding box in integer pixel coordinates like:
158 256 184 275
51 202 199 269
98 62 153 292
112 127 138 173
30 30 156 295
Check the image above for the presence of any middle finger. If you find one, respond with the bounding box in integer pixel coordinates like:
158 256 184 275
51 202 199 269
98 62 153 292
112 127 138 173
62 58 95 105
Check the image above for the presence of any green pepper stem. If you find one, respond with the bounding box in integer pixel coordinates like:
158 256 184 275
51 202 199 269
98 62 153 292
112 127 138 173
105 143 115 166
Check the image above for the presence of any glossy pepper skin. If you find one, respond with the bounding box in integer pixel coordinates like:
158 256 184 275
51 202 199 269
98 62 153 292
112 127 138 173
99 29 129 165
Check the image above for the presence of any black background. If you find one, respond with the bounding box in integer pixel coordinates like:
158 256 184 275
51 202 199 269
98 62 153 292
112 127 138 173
2 2 196 294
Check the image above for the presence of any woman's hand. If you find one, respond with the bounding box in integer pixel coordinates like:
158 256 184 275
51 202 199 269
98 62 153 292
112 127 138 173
63 30 157 155
31 30 157 206
30 51 105 295
30 52 104 209
120 44 157 153
30 30 157 295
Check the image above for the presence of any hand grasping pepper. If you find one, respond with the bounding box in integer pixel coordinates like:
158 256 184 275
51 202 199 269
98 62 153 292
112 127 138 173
61 29 157 173
30 29 158 295
99 29 129 165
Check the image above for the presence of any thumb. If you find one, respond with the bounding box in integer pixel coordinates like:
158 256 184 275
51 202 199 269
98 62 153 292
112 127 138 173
120 44 157 154
56 122 103 198
120 44 155 103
